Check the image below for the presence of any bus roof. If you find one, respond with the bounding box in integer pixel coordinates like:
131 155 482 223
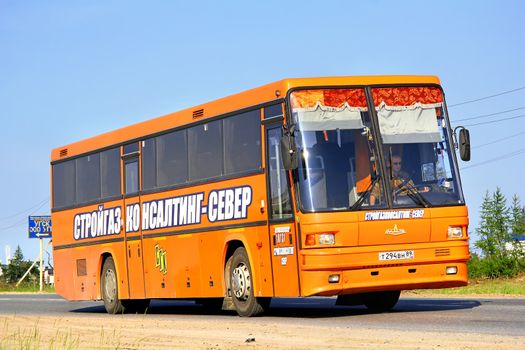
51 75 441 161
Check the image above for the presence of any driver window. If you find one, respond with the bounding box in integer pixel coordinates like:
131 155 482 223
267 127 293 220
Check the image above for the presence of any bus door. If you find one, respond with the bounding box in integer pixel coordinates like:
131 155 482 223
265 124 299 296
122 142 146 299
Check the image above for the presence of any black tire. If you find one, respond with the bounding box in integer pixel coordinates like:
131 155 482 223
101 257 124 314
229 247 269 317
363 290 400 312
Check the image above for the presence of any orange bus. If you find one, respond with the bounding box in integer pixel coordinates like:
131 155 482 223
51 76 471 316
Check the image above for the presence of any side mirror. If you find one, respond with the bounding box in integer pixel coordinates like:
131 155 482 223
459 128 471 161
280 135 298 170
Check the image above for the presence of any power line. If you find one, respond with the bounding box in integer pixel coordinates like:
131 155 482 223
449 86 525 107
461 147 525 170
473 130 525 149
453 106 525 122
463 114 525 127
0 199 50 232
0 217 30 231
0 197 49 222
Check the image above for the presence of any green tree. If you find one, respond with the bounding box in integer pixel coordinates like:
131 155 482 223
475 189 510 258
1 245 38 284
509 195 525 259
509 195 525 237
473 189 524 278
12 245 24 263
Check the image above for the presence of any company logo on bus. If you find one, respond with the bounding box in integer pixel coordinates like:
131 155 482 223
155 244 168 274
385 224 407 236
71 186 253 240
126 185 252 233
73 205 122 240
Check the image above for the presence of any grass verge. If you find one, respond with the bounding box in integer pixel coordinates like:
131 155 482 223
409 274 525 296
0 282 55 293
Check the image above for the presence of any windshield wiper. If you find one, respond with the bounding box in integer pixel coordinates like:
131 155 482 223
393 179 431 208
350 176 379 211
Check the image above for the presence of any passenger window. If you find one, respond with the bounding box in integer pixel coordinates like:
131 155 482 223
223 110 261 175
76 154 101 203
157 130 188 187
264 104 283 119
188 120 223 181
100 148 121 198
52 160 76 208
142 138 156 190
125 159 139 195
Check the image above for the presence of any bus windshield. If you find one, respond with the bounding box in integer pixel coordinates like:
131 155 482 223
290 87 464 212
372 86 464 208
290 89 381 212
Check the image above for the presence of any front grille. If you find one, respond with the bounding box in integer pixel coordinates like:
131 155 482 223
435 248 451 257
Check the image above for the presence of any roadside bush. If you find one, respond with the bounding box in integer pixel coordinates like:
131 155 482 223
468 254 524 279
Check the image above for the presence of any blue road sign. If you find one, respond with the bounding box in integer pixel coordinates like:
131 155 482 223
28 216 52 239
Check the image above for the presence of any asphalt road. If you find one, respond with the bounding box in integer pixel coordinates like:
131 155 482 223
0 294 524 337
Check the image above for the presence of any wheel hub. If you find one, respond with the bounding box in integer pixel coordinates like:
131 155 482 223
232 263 251 301
104 269 117 303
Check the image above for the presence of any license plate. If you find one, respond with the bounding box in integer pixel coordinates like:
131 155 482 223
379 250 414 261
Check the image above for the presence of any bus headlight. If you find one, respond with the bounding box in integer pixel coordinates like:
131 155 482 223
447 226 463 239
319 233 335 245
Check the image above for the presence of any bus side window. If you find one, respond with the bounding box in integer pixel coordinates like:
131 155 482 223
125 159 139 195
223 110 262 175
188 121 223 181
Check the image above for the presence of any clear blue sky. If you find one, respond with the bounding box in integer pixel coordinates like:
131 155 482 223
1 1 524 262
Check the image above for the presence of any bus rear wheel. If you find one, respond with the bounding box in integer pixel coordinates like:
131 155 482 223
101 256 124 314
229 247 269 317
362 290 401 312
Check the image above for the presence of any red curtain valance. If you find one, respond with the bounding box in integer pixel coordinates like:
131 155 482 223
372 87 443 107
291 89 367 109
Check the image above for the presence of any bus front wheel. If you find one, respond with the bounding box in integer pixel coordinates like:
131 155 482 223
229 247 269 317
362 290 401 312
101 256 124 314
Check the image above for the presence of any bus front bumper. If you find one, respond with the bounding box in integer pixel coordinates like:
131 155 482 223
299 242 469 297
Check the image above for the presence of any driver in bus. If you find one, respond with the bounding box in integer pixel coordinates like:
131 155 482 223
389 154 412 184
369 154 417 205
